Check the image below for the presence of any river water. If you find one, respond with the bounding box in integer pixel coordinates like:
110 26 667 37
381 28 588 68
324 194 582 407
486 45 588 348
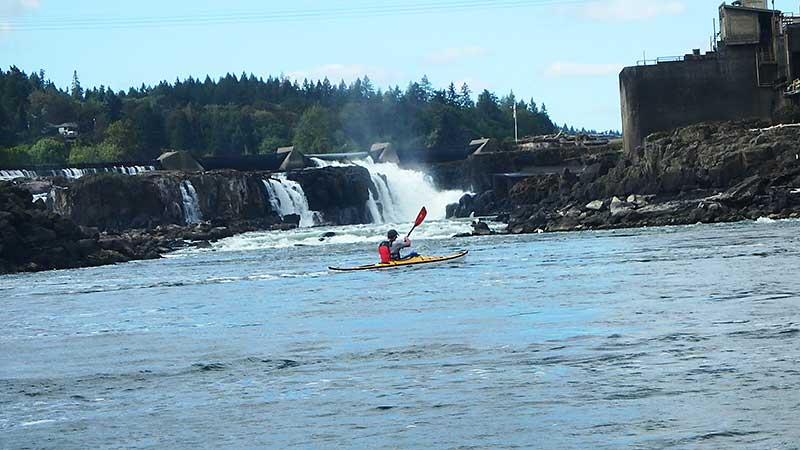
2 218 800 449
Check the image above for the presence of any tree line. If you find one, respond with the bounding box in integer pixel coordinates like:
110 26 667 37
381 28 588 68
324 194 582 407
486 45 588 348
0 66 559 166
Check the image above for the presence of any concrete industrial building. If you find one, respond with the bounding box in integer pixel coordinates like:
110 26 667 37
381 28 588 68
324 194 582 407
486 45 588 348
620 0 800 153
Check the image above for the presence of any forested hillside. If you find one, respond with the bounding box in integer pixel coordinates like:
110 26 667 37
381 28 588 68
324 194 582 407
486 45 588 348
0 66 557 166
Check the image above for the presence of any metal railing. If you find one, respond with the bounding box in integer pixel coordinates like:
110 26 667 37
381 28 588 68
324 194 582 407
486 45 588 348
636 56 685 66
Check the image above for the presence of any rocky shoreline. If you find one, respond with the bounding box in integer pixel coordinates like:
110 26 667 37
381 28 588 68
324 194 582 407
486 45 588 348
0 181 281 274
1 165 376 275
4 120 800 274
450 121 800 236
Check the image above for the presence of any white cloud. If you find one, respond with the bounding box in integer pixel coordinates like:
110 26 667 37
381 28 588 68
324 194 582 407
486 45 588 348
559 0 686 22
424 46 488 65
544 61 624 78
0 0 41 37
286 64 400 85
0 0 40 14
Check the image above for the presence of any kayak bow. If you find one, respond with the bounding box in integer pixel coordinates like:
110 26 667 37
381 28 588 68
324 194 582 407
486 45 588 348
329 250 468 272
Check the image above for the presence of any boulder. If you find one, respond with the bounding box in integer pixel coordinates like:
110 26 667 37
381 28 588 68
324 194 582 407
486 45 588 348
580 163 603 183
585 200 605 211
609 196 635 217
626 195 652 207
472 191 497 216
447 193 476 218
283 214 301 226
271 223 298 231
24 225 58 244
471 220 493 236
286 166 372 225
446 203 459 219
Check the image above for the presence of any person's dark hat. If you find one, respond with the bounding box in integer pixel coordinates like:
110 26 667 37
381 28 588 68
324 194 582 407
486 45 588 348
387 229 398 239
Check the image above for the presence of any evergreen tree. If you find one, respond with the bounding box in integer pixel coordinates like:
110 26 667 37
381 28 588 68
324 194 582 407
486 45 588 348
0 66 567 163
459 83 474 108
445 83 458 106
71 70 83 100
419 75 433 102
361 75 375 99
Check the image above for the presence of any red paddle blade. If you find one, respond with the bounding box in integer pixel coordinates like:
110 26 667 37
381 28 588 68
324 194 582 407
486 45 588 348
414 207 427 227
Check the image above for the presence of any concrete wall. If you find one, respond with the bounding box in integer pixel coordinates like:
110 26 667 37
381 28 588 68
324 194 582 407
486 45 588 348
787 24 800 80
721 7 760 45
620 45 778 153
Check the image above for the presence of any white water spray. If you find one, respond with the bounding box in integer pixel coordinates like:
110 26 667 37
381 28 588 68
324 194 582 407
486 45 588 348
180 180 203 225
312 157 465 223
0 166 156 181
262 175 320 227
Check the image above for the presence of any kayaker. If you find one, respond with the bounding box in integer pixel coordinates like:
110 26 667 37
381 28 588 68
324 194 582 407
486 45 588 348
379 229 419 262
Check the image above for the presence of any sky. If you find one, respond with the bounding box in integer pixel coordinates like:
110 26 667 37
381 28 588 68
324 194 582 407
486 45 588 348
2 0 799 131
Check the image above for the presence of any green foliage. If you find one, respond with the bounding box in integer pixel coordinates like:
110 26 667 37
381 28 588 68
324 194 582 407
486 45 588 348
0 67 562 164
293 106 335 153
71 70 83 100
103 120 143 160
67 142 125 164
29 138 68 165
257 136 286 154
0 144 32 166
425 104 472 149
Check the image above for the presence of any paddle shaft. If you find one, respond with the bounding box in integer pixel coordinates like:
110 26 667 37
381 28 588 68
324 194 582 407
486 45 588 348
406 207 427 238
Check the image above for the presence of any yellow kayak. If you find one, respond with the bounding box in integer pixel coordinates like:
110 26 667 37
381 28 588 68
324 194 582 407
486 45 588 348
329 250 468 272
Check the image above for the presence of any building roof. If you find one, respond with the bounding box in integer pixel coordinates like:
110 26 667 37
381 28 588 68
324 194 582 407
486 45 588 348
720 4 775 14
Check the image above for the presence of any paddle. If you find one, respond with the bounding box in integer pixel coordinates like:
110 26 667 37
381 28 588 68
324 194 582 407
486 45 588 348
406 207 427 238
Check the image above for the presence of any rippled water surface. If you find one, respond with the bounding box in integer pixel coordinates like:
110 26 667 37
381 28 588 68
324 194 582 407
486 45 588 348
2 219 800 449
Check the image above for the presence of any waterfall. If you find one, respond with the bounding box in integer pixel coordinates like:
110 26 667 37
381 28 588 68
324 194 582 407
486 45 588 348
180 180 203 225
32 192 51 204
262 175 319 227
311 157 465 223
0 165 156 181
364 189 383 224
0 169 36 180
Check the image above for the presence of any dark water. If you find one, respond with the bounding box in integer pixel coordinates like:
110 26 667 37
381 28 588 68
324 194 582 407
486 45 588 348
2 219 800 449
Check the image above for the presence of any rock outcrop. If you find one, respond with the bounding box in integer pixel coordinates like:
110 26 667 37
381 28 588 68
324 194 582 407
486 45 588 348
51 170 279 232
0 182 160 274
446 191 499 218
504 120 800 233
49 166 375 232
3 165 377 274
287 165 373 225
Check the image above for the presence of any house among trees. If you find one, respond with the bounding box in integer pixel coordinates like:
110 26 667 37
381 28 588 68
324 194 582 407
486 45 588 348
55 123 79 139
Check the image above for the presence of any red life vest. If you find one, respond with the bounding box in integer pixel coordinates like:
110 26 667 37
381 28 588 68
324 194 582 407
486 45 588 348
378 241 391 263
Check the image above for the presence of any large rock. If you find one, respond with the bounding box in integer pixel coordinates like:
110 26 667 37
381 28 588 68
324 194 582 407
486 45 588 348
447 193 475 218
505 120 800 234
609 196 634 217
286 166 372 225
54 173 178 231
585 200 605 211
52 171 279 232
0 181 152 274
